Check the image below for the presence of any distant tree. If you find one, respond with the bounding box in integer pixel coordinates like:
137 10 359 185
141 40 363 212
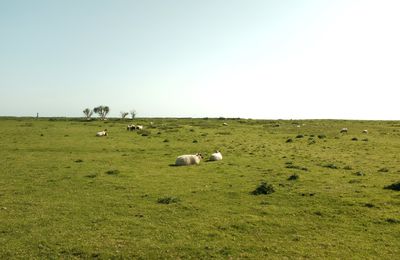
130 109 136 119
83 108 93 120
120 111 129 119
93 105 110 120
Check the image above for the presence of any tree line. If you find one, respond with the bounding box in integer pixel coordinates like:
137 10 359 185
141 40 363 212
83 106 136 120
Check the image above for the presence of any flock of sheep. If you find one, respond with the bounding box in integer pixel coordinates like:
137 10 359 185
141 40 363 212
95 124 223 166
95 124 369 166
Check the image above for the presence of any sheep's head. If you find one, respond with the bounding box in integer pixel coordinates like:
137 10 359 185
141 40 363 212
196 153 203 159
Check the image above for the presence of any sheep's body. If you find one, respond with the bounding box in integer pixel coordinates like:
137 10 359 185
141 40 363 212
127 124 143 131
175 154 202 166
96 129 108 137
209 151 223 161
362 130 368 134
340 128 348 133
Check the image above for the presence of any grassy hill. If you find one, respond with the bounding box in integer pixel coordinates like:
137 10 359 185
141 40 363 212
0 117 399 259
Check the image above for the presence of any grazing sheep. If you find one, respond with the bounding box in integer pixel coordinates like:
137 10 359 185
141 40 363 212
127 124 135 131
209 151 223 161
96 129 108 137
362 129 368 134
127 124 143 131
175 153 203 166
340 128 348 133
222 123 228 126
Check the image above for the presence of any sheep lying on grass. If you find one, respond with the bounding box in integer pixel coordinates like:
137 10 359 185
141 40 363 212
175 153 203 166
362 130 368 134
96 129 108 137
340 128 348 133
209 151 223 161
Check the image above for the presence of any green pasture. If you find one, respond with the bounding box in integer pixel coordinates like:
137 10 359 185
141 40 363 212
0 117 399 259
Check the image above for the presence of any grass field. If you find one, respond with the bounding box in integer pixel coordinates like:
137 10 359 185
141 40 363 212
1 117 399 259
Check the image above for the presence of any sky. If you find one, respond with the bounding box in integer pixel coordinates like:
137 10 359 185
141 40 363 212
1 0 399 119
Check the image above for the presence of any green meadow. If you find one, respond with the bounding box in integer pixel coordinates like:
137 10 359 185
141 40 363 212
1 117 399 259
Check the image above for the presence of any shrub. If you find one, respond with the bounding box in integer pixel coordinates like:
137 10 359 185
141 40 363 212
384 182 400 191
251 182 275 195
157 196 180 204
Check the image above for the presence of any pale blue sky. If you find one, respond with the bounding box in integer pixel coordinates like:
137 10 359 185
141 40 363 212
1 0 399 119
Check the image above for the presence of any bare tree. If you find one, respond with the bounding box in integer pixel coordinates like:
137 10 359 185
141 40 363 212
93 105 110 120
120 111 129 119
130 109 136 119
83 108 93 120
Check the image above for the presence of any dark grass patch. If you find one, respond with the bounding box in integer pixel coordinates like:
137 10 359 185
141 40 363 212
364 203 376 208
296 134 304 138
192 140 198 143
163 139 169 142
74 159 83 163
386 218 400 224
137 130 151 136
286 165 308 171
286 138 293 143
287 174 299 180
251 182 275 195
318 134 326 139
378 167 389 173
105 169 120 175
343 165 353 170
384 182 400 191
85 173 97 178
351 137 358 141
354 171 365 176
323 163 339 169
157 196 180 204
362 138 369 142
349 179 361 184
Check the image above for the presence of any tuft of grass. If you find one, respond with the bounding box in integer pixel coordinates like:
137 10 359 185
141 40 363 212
384 181 400 191
106 169 120 175
286 165 308 171
323 163 339 169
157 196 180 204
287 174 299 181
343 165 353 170
251 182 275 195
378 167 389 173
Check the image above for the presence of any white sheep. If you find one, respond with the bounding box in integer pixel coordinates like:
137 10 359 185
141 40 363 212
209 151 223 161
137 125 143 130
127 124 135 131
362 129 368 134
222 123 228 126
96 129 108 137
340 128 348 133
175 153 203 166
